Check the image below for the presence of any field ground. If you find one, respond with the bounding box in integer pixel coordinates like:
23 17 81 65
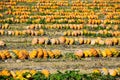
0 0 120 79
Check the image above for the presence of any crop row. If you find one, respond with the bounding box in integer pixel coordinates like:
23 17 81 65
0 0 120 24
27 24 119 30
32 37 120 46
0 67 120 80
1 24 119 31
0 29 119 37
0 29 44 36
63 30 120 37
0 48 119 60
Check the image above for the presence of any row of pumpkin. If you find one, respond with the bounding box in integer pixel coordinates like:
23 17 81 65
0 67 120 80
4 11 120 20
0 0 120 24
0 49 61 60
0 48 119 60
63 30 120 37
32 37 120 46
0 29 119 37
0 29 44 36
1 24 119 31
1 17 120 24
27 24 119 30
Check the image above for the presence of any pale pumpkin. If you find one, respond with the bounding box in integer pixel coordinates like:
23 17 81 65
74 50 84 59
32 38 38 45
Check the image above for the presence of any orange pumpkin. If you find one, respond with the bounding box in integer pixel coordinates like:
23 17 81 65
41 69 50 77
109 69 117 76
38 37 45 44
90 48 98 57
37 49 43 58
43 49 48 59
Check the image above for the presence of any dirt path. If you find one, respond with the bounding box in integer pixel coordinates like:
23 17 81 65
0 58 120 73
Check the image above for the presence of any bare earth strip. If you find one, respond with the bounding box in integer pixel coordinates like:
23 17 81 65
0 58 120 73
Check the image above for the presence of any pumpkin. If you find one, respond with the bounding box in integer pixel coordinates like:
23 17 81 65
58 36 66 44
41 69 50 77
0 40 6 46
92 69 100 74
15 30 20 36
45 38 51 45
105 39 113 46
52 49 61 58
32 38 38 45
110 48 119 57
0 30 4 35
31 30 35 36
90 48 98 57
29 24 35 29
0 51 6 60
98 40 104 45
29 50 38 59
55 39 60 45
63 31 67 36
10 71 16 78
79 37 84 44
47 50 54 58
69 38 74 45
50 38 56 45
37 49 43 58
34 31 39 36
109 69 117 76
65 37 70 45
67 30 71 36
39 29 44 35
112 37 118 45
101 68 109 75
83 50 89 57
104 48 112 57
116 68 120 76
71 31 78 36
38 37 45 44
30 70 36 76
0 69 11 76
91 39 96 45
4 24 9 29
74 50 83 59
3 50 11 58
10 50 18 59
113 25 118 30
86 38 91 44
43 49 48 59
8 31 13 36
17 51 26 60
